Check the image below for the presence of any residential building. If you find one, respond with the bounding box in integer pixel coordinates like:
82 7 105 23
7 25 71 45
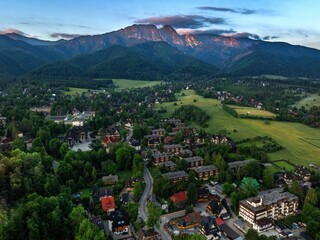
159 118 185 128
163 144 183 154
108 211 131 238
159 161 176 171
162 170 188 183
102 175 119 185
136 228 161 240
239 191 299 232
184 156 204 168
151 128 165 136
206 199 223 216
172 212 202 229
170 191 187 207
144 135 162 147
101 196 117 213
228 160 252 174
178 149 193 158
151 152 173 165
65 126 88 146
294 165 311 181
199 216 219 238
193 165 218 180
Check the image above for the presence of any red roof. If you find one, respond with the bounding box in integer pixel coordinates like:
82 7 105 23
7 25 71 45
101 196 116 212
170 191 187 204
215 217 225 226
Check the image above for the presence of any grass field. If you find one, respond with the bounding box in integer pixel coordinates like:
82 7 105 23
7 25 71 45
292 94 320 109
64 87 89 96
272 161 295 172
112 79 163 90
155 90 320 166
229 105 276 118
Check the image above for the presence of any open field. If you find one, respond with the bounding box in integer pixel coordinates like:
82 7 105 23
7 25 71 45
112 79 163 90
155 90 320 166
272 161 295 172
292 94 320 109
64 87 89 96
229 105 276 118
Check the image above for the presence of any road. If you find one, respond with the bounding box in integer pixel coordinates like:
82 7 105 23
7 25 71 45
126 127 133 142
138 166 153 221
138 166 172 240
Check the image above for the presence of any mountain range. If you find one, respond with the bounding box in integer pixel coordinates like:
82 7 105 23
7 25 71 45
2 24 320 79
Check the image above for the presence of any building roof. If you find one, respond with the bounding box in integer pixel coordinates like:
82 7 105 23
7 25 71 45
184 156 204 163
163 171 188 180
193 165 217 173
159 161 176 167
215 217 225 226
152 152 173 158
208 199 223 215
101 196 116 212
228 160 252 169
163 144 183 149
219 223 241 240
170 191 187 204
294 165 311 177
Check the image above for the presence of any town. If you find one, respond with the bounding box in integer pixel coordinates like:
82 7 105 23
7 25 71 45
0 78 319 240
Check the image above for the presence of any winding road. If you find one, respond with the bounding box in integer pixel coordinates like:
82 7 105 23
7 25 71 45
138 166 172 240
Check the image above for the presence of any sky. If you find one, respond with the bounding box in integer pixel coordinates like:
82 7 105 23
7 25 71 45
0 0 319 49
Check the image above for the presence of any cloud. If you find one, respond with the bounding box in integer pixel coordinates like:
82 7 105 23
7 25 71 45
0 28 28 36
20 21 90 29
50 33 83 39
178 28 236 35
262 36 279 40
135 15 226 29
197 6 256 15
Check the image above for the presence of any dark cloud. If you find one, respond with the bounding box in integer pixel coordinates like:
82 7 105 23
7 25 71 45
135 15 226 29
197 6 237 13
262 36 279 40
197 6 256 15
0 28 28 36
50 33 83 39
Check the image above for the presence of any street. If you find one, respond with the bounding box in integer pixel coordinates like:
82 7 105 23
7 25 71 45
138 166 153 221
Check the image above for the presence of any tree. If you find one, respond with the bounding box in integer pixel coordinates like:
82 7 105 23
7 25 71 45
245 229 259 240
69 205 87 234
240 160 261 180
263 169 274 188
75 219 105 240
116 146 133 170
240 177 260 197
307 220 320 239
104 160 117 175
12 137 26 151
222 182 235 196
187 182 198 204
230 192 238 212
185 204 194 214
127 202 139 223
146 202 162 229
120 129 128 141
305 188 318 206
289 180 303 201
59 143 69 158
133 181 144 201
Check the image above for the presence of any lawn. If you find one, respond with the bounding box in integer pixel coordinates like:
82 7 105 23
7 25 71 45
272 161 295 172
292 94 320 109
117 171 133 182
155 90 320 166
229 106 276 118
64 87 89 96
112 79 163 90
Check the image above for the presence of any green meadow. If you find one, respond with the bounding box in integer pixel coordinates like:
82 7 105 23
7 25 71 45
155 90 320 166
64 87 89 96
112 79 163 90
229 105 276 118
293 94 320 109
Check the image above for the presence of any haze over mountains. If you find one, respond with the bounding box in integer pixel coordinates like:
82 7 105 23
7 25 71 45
2 24 320 79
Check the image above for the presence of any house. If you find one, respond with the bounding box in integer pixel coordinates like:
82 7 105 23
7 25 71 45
159 118 185 128
197 187 212 202
282 173 294 184
65 126 88 146
163 171 188 183
151 152 173 165
193 165 218 180
178 149 193 158
151 128 165 136
207 199 223 216
0 116 7 126
171 212 201 229
163 136 175 144
228 160 252 174
120 192 133 206
210 135 228 144
144 135 162 148
163 144 183 154
129 139 141 151
102 175 119 185
102 134 121 150
199 216 219 237
219 223 243 240
108 211 131 238
92 187 113 201
294 165 311 181
159 161 176 171
172 126 195 135
90 215 109 236
47 115 68 124
239 191 299 232
125 178 144 189
101 196 117 213
136 228 161 240
170 191 187 207
184 156 204 168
